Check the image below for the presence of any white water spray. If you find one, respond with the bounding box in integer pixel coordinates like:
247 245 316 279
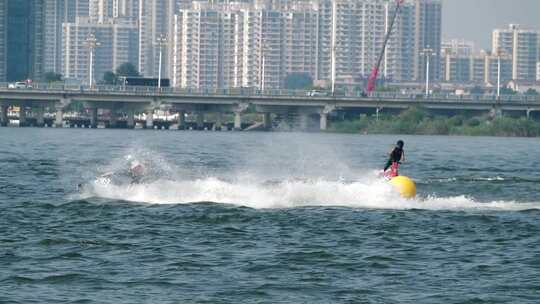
79 174 539 211
77 143 540 212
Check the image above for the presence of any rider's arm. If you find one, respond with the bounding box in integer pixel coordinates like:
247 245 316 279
401 151 405 162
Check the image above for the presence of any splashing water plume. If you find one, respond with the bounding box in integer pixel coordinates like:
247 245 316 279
75 140 540 212
80 172 539 211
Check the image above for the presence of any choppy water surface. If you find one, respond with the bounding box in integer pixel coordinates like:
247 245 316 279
1 128 539 303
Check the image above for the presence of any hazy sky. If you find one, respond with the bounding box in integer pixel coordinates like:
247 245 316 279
442 0 540 50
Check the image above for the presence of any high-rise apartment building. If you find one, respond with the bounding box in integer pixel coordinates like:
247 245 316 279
493 24 539 81
384 1 416 82
89 0 139 21
43 0 91 74
49 0 140 80
0 0 6 82
220 7 238 87
242 8 284 89
470 54 485 83
315 0 331 81
329 0 386 82
283 7 319 79
173 3 220 88
43 0 65 74
484 51 512 85
319 0 441 84
173 1 319 90
139 0 176 78
171 0 443 89
89 0 114 22
492 24 515 56
0 0 45 82
113 0 140 18
414 0 442 82
440 49 512 85
442 39 474 57
62 17 138 84
441 51 470 83
0 0 445 87
511 29 538 81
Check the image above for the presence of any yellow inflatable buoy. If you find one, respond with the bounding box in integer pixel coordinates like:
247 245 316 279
389 176 417 199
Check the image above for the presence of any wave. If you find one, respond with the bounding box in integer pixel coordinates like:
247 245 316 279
420 176 540 184
77 175 540 211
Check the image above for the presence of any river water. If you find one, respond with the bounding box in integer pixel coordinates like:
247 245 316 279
1 128 539 303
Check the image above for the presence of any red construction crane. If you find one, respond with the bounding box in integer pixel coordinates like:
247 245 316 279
366 0 405 95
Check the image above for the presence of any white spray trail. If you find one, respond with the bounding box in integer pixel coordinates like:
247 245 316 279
76 141 540 212
79 174 540 211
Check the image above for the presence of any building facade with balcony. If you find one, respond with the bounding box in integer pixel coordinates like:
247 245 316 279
62 17 138 84
384 1 416 82
172 1 318 90
493 24 539 82
414 0 442 82
171 0 443 90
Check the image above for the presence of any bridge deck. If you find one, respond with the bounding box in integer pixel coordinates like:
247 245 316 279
0 84 539 112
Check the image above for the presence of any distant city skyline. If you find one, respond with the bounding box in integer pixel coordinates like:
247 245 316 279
4 0 540 86
443 0 540 50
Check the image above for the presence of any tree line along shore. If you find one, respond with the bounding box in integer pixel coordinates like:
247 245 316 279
328 107 540 137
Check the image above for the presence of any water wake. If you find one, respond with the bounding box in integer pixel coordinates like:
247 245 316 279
79 175 540 211
74 147 540 212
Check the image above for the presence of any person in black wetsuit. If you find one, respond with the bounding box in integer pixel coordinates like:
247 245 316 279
384 140 405 172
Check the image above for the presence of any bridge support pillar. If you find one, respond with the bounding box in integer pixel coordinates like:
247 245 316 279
55 99 70 128
177 110 186 130
234 112 242 131
214 113 223 131
55 107 63 128
145 109 154 129
35 106 45 127
109 110 118 128
196 112 204 130
126 108 135 129
299 113 309 131
18 105 27 127
263 113 272 130
320 113 328 131
1 105 8 126
490 106 502 119
527 109 531 119
89 107 98 128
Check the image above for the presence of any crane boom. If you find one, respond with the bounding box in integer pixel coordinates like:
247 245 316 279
366 0 404 95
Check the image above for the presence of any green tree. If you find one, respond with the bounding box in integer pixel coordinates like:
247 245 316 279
115 62 140 77
470 86 484 95
399 107 430 124
283 73 313 90
466 118 481 127
499 87 517 95
103 71 117 85
42 72 62 83
524 88 539 96
67 100 84 112
447 115 464 127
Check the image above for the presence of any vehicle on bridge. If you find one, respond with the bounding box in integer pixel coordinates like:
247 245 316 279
306 90 330 97
8 81 31 89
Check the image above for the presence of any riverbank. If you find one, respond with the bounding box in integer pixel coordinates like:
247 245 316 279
329 107 540 137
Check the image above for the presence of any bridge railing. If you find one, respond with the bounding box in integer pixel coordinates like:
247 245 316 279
369 91 540 103
2 82 540 103
0 82 313 97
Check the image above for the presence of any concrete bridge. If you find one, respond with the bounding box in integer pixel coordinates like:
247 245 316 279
1 83 539 131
